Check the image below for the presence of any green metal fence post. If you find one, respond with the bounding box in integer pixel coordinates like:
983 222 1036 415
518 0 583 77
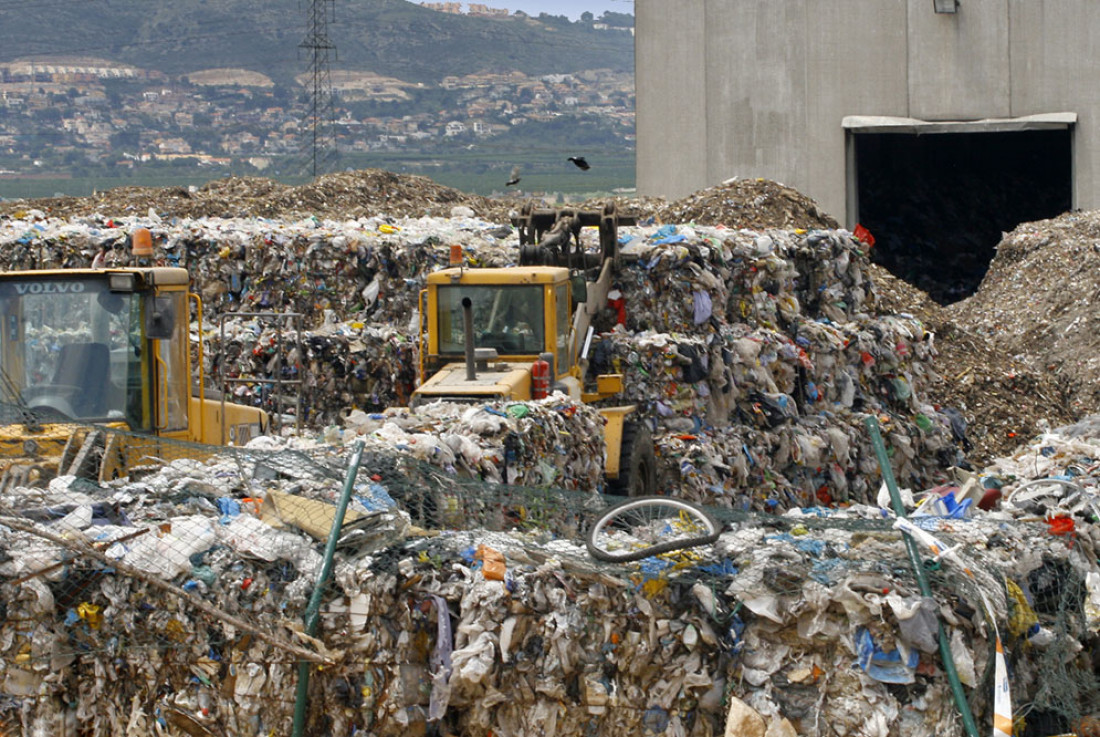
291 440 365 737
863 416 981 737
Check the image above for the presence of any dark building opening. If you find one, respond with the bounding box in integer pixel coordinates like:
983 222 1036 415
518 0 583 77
853 128 1072 305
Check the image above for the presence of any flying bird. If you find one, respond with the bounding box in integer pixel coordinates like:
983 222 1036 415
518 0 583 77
505 166 521 187
567 156 590 171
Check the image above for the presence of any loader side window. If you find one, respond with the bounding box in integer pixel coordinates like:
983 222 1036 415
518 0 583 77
124 295 152 432
154 291 188 432
555 283 570 374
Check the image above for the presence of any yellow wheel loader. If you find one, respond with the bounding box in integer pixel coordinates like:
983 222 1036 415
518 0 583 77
0 257 268 490
412 203 656 496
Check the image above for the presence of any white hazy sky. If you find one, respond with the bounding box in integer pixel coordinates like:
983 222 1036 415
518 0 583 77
479 1 633 20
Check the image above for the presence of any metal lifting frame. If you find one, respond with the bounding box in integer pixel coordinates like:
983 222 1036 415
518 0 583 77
218 312 304 441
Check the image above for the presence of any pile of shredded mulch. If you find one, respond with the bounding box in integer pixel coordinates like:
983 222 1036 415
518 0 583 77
949 211 1100 419
0 172 838 231
0 169 1084 465
647 177 839 230
872 263 1075 464
0 171 505 222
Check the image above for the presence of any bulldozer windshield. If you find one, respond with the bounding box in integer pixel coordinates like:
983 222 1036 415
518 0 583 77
437 284 545 356
0 276 146 426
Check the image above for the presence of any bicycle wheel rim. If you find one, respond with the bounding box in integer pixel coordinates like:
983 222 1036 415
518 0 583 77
586 496 720 563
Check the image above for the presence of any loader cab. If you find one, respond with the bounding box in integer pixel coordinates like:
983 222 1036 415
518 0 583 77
0 269 191 434
426 267 572 372
411 203 651 496
0 266 271 449
414 266 575 407
0 267 267 486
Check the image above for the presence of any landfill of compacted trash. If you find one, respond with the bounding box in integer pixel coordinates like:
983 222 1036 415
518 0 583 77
0 170 1098 736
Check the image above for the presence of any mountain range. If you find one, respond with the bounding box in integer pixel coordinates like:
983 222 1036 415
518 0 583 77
0 0 634 85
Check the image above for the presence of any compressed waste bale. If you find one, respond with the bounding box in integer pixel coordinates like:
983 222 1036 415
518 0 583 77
610 226 874 335
0 444 398 736
584 225 952 509
341 396 609 493
201 317 420 426
0 210 518 324
324 493 1099 737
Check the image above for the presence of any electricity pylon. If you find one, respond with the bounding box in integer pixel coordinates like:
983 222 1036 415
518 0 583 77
299 0 338 178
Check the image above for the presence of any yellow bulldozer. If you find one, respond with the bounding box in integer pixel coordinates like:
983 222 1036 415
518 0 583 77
411 203 656 496
0 247 268 489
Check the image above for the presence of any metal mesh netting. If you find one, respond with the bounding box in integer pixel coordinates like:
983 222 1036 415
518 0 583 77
0 425 1097 736
1013 557 1100 733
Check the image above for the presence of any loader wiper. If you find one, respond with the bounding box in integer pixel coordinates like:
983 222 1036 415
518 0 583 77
0 366 41 433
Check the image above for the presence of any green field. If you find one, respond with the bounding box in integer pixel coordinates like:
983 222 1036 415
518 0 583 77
0 150 636 203
356 149 636 197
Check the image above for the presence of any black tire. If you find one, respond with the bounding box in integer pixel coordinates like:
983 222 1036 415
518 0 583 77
608 420 656 497
586 496 721 562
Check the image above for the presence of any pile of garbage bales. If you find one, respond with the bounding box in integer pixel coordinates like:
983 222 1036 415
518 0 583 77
6 176 1100 735
2 414 1100 735
6 170 1070 468
0 209 963 512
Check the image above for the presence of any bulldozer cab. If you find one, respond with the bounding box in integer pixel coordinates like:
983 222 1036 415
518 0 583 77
414 267 572 406
411 203 654 495
414 204 635 407
440 283 547 356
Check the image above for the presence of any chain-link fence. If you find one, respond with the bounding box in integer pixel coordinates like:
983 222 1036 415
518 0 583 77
0 424 615 735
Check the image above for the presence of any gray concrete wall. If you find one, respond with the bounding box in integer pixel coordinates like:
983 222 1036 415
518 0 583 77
908 0 1010 120
636 0 1099 222
702 1 807 186
635 0 708 199
804 1 908 226
1007 1 1100 209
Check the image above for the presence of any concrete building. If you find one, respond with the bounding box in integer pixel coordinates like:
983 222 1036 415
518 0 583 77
636 0 1096 300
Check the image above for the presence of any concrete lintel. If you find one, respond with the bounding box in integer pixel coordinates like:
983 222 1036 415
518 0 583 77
842 112 1077 134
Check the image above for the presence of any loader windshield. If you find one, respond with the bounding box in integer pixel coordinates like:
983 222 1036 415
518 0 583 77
436 284 545 355
0 276 144 424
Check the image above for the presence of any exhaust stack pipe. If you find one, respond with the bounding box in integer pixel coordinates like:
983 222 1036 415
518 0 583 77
462 297 476 381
